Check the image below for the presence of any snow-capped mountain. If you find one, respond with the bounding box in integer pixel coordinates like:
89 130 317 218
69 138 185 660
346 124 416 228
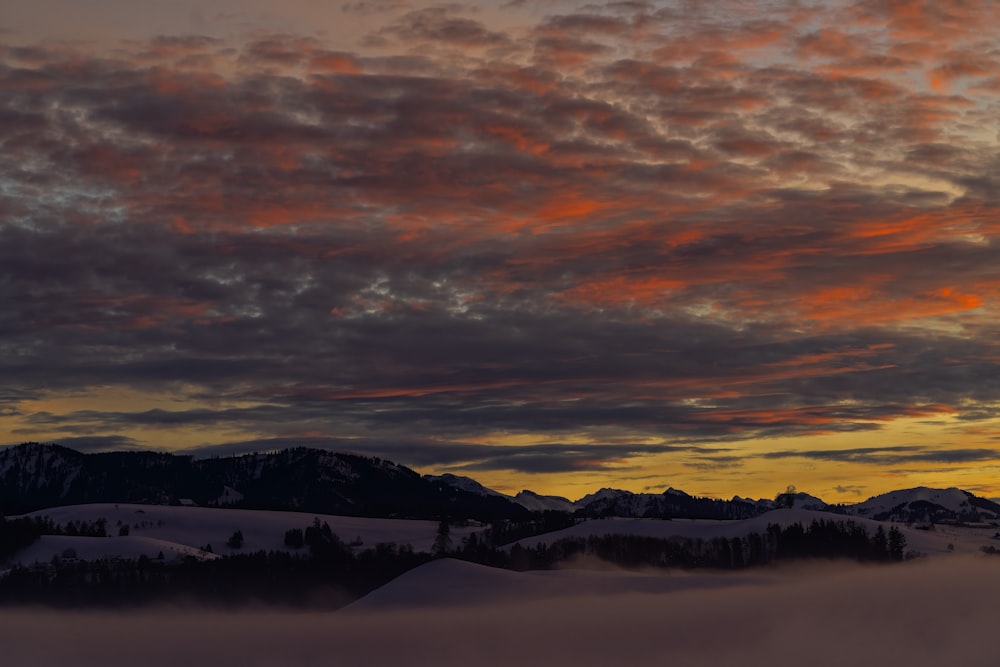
511 490 580 513
732 495 780 512
424 474 581 512
423 473 509 499
576 487 631 507
575 487 767 519
773 491 828 511
845 487 1000 523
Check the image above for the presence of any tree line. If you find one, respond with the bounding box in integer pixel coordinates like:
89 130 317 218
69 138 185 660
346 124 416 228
456 518 910 571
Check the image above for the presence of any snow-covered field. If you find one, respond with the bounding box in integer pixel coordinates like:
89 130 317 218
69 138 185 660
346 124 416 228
11 534 218 565
10 503 1000 567
9 503 481 565
4 556 1000 666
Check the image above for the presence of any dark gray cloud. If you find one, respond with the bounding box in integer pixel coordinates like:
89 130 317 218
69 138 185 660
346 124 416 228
174 436 711 474
444 443 701 474
760 446 1000 465
340 0 410 15
47 435 142 452
373 7 513 47
683 455 746 471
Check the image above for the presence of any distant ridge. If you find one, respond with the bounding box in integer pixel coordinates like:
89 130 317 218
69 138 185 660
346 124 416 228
5 442 1000 524
423 473 580 512
423 463 1000 523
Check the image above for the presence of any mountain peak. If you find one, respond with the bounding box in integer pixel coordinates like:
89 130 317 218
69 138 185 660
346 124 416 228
847 486 1000 523
512 490 579 513
575 488 633 505
424 473 507 499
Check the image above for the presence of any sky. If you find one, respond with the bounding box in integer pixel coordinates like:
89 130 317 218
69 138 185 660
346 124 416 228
2 0 1000 503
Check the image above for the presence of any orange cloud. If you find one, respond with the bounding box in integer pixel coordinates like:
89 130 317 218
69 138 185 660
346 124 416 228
559 274 686 306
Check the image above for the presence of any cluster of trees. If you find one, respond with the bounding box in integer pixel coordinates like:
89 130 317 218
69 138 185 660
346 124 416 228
0 523 431 608
439 518 911 572
226 530 244 549
484 512 577 546
1 515 114 562
493 519 910 571
55 518 108 537
0 517 45 562
773 520 907 562
1 515 121 565
282 518 345 558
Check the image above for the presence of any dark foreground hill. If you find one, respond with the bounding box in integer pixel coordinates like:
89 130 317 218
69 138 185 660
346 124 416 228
0 443 529 520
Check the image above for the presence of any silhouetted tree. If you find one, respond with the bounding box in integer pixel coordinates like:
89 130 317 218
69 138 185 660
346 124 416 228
888 526 906 561
433 517 451 557
226 529 244 549
284 528 304 549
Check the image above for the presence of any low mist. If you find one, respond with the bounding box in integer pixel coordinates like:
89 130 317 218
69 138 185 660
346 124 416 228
3 556 1000 666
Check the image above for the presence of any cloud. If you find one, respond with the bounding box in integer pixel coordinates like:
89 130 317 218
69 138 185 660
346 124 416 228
683 455 746 471
372 7 513 48
2 0 1000 487
340 0 410 15
45 435 142 452
760 446 1000 465
444 442 701 474
174 436 712 474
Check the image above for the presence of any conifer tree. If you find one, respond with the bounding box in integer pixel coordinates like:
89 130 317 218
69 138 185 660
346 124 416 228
433 518 451 557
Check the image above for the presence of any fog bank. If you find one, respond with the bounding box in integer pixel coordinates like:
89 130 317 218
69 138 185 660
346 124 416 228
3 557 1000 666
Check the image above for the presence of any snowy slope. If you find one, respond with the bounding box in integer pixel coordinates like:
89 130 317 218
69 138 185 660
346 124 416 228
346 558 767 610
11 534 220 565
9 503 480 565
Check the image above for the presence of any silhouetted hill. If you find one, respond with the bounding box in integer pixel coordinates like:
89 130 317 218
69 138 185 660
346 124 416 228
0 443 529 520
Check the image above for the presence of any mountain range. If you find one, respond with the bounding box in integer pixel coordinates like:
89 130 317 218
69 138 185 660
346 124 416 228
4 442 1000 525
